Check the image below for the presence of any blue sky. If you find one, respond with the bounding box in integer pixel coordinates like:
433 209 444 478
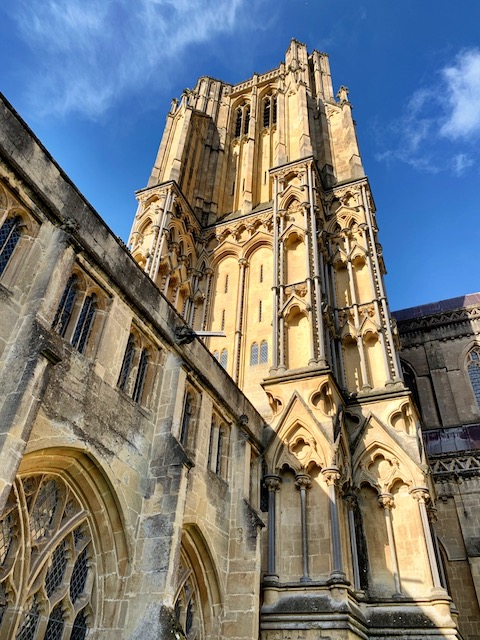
2 0 480 311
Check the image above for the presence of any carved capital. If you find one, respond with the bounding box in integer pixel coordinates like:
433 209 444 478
378 493 394 510
411 486 430 504
295 474 312 490
322 466 341 487
264 475 281 492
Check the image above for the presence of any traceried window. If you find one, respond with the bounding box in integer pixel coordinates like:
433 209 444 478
0 215 22 276
251 341 268 366
262 94 277 128
0 475 94 639
467 347 480 408
117 329 158 406
174 555 204 640
233 103 250 138
52 269 108 356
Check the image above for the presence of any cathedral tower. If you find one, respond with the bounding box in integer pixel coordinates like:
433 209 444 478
129 40 458 639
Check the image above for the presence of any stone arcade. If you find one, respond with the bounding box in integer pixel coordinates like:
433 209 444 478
0 40 478 639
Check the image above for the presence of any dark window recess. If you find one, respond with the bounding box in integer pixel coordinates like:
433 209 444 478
0 216 21 276
71 294 97 353
52 275 78 337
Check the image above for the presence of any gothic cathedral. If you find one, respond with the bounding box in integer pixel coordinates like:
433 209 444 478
127 40 457 638
0 39 470 640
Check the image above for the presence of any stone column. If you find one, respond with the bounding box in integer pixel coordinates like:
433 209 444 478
345 494 361 590
427 503 448 590
323 467 346 582
295 473 312 583
344 233 370 389
200 268 213 332
271 175 279 371
411 487 443 590
264 475 281 580
378 493 402 596
307 164 326 365
233 258 247 383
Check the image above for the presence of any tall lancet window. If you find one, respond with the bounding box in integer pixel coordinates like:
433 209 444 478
467 347 480 408
233 103 250 138
263 94 277 128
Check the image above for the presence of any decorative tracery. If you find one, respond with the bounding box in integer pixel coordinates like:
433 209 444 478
0 474 94 639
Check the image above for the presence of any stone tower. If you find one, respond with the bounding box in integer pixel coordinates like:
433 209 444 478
129 40 458 638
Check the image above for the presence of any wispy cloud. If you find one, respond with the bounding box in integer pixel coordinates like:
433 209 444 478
7 0 247 119
376 49 480 176
440 49 480 140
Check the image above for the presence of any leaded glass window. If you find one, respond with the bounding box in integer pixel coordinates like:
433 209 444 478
259 340 268 364
0 216 22 276
250 342 258 366
52 275 78 337
174 556 204 640
220 349 228 369
0 475 94 639
117 333 135 391
132 348 149 403
71 294 96 353
468 347 480 408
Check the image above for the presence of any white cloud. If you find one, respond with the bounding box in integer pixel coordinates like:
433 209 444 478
377 49 480 176
440 49 480 140
9 0 246 119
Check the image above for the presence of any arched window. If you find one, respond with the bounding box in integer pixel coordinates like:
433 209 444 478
262 94 277 128
117 334 135 391
260 340 268 364
250 342 259 366
52 274 78 337
213 350 219 361
181 392 193 447
0 475 95 639
132 348 149 403
216 428 224 476
234 108 242 137
467 347 480 407
243 105 250 135
401 360 421 414
220 349 228 369
71 293 97 354
263 98 271 128
233 104 250 138
0 215 22 276
207 417 216 470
